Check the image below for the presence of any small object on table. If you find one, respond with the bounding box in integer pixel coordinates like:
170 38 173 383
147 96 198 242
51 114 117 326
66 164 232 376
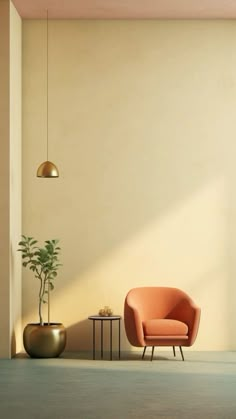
98 306 113 316
88 315 121 360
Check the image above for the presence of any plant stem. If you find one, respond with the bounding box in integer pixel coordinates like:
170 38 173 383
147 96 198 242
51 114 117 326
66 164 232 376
30 256 44 326
38 277 43 325
48 279 50 325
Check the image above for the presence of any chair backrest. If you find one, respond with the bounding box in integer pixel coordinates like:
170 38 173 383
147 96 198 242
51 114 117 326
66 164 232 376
125 287 190 321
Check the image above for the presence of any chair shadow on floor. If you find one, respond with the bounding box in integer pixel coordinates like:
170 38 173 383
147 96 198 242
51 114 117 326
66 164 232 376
60 348 183 362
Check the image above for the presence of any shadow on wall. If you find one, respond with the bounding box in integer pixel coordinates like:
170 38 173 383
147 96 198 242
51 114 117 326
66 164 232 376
11 331 16 357
66 318 131 352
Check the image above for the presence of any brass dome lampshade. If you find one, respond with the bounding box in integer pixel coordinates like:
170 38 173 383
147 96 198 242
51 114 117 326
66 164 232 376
37 160 59 177
37 10 59 178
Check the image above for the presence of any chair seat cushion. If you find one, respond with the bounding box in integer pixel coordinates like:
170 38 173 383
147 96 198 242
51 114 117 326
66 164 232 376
143 319 188 337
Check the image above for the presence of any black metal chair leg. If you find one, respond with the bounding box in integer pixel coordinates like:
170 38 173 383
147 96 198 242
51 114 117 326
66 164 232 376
173 346 176 357
179 346 184 361
142 346 147 360
151 346 155 361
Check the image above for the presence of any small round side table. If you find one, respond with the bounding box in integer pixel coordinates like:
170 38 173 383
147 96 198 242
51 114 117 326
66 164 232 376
88 315 121 360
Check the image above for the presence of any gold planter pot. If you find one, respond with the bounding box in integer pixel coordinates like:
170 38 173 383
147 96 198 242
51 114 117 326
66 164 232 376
23 323 67 358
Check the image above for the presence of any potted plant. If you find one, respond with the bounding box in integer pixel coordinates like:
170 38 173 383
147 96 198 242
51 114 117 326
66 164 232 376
18 235 66 358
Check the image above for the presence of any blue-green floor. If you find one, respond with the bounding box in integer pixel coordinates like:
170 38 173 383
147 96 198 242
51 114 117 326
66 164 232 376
0 351 235 419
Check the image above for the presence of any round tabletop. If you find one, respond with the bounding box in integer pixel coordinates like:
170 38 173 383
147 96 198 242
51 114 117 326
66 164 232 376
88 315 121 320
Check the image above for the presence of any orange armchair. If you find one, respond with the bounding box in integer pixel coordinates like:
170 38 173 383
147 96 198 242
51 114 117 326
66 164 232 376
124 287 200 361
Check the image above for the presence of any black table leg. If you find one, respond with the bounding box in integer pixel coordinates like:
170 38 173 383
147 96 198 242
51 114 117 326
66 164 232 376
118 318 121 359
101 320 103 359
110 320 113 360
93 320 95 360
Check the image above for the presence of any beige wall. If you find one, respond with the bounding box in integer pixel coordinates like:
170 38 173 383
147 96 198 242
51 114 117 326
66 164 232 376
10 1 22 355
0 0 22 358
23 20 236 351
0 0 11 358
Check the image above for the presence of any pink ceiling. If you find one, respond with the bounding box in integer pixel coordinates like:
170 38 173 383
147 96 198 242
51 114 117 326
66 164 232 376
12 0 236 19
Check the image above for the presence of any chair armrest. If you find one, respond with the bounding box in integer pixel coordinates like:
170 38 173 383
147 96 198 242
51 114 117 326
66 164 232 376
167 298 201 346
124 300 145 347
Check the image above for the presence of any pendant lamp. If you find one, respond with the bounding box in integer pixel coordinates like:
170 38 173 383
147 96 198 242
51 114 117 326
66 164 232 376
37 10 59 178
